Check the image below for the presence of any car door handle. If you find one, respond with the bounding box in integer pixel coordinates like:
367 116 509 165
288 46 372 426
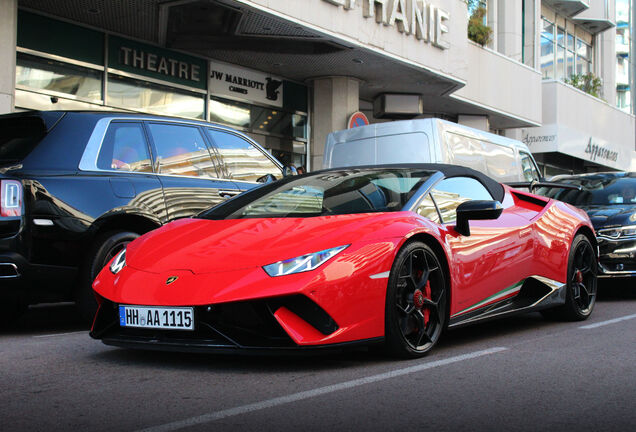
219 190 241 199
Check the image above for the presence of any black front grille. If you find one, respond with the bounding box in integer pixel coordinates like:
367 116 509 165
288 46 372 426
91 295 340 350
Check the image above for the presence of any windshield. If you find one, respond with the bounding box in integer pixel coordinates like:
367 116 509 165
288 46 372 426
537 174 636 206
198 168 435 219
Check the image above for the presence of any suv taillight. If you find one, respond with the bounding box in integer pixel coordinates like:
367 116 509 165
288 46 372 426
1 180 22 217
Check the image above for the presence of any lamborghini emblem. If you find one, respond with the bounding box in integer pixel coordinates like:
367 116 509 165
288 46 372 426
166 276 178 285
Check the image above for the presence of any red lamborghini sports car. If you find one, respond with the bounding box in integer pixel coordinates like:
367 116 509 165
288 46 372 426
90 164 598 357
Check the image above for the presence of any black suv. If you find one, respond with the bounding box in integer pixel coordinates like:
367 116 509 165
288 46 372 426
0 111 284 322
538 172 636 279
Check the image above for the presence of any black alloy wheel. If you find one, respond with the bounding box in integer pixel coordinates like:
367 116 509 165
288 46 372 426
76 230 140 323
385 241 447 358
543 234 597 321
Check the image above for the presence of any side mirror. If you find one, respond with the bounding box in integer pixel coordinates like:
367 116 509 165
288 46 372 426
455 200 503 236
282 165 298 177
256 173 277 183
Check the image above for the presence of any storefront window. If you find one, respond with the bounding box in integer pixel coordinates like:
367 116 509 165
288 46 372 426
292 114 307 140
209 96 308 167
209 97 250 128
16 53 102 101
107 74 205 119
251 106 307 140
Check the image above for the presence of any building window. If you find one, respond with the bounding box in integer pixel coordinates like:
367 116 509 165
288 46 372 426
616 0 631 113
541 19 555 79
468 0 488 25
617 89 631 111
576 39 592 74
540 17 593 83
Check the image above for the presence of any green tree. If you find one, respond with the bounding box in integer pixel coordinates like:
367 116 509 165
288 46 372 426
565 73 603 98
467 1 492 46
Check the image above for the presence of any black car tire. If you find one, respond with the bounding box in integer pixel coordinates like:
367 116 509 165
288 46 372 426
541 234 597 321
385 241 447 358
76 230 139 323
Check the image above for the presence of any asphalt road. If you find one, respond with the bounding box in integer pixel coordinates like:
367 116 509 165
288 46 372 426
1 281 635 432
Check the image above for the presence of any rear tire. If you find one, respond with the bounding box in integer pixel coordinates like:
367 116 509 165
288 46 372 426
76 230 139 323
385 241 447 358
541 234 597 321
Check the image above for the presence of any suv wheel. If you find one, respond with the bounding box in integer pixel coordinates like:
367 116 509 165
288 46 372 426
77 230 139 323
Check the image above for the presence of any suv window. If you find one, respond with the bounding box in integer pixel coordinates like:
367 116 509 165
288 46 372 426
147 123 218 178
430 177 493 224
97 122 152 172
205 129 281 182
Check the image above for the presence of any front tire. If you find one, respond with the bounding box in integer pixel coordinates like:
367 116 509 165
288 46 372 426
385 241 447 358
76 230 139 323
542 234 597 321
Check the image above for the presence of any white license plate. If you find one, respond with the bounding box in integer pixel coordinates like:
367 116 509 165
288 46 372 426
119 305 194 330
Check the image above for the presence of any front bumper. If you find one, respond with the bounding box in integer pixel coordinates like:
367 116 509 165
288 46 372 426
597 236 636 278
90 297 382 354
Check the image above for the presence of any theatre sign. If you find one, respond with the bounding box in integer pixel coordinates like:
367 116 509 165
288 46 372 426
323 0 450 49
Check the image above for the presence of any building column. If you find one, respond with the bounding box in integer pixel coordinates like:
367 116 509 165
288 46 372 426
496 0 523 61
521 0 541 69
309 76 359 171
598 27 617 106
458 115 490 131
0 0 17 114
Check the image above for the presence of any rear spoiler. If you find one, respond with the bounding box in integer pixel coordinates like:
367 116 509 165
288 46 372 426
506 181 582 193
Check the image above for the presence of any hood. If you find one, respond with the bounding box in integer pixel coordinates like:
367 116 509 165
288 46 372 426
126 213 403 274
579 204 636 230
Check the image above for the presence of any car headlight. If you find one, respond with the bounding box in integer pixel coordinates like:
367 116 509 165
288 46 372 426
110 249 126 274
597 225 636 239
263 245 349 277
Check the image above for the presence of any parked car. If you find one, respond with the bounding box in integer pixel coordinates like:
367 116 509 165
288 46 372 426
537 172 636 279
324 118 542 183
90 164 597 358
0 111 284 323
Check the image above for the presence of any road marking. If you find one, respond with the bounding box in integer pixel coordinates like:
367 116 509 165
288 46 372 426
580 313 636 329
136 347 507 432
33 331 87 338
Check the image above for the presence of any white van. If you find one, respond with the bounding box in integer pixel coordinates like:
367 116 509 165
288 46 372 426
324 118 542 183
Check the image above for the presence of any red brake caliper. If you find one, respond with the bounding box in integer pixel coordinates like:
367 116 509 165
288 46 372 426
412 280 432 326
423 280 431 324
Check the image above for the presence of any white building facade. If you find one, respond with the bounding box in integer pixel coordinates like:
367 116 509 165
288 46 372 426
0 0 634 173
